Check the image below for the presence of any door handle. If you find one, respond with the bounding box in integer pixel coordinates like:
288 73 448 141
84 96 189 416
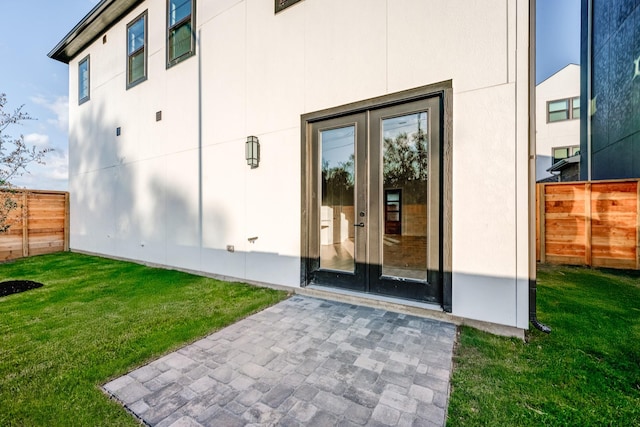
354 222 365 228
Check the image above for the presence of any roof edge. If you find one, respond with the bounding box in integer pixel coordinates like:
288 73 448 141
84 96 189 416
536 63 580 87
547 153 581 172
48 0 142 64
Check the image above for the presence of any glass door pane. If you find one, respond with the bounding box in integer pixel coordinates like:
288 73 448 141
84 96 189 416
381 112 428 281
320 126 356 272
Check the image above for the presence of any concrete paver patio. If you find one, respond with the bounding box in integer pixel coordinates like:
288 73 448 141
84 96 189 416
103 295 456 426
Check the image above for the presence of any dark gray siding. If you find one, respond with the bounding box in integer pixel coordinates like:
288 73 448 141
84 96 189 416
581 0 640 180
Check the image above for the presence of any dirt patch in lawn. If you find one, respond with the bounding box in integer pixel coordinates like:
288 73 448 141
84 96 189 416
0 280 44 297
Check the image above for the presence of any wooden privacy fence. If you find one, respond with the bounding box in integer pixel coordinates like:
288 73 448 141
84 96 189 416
536 179 640 269
0 190 69 261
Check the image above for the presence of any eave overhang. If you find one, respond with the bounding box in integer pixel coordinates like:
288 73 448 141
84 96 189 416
48 0 143 64
547 154 580 173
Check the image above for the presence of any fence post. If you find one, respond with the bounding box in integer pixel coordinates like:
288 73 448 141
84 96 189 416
64 192 70 252
585 182 592 266
636 180 640 270
536 183 540 261
538 183 546 263
21 191 28 258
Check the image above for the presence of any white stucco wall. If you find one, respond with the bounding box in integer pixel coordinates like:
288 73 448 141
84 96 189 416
535 64 581 181
67 0 532 329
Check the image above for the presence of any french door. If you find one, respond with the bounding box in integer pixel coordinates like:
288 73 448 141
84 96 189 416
306 96 442 303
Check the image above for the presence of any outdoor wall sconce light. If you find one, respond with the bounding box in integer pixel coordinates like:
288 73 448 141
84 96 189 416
246 136 260 168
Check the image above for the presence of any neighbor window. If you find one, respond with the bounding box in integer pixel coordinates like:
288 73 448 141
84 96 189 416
127 11 148 88
547 97 580 122
572 97 580 119
78 55 90 104
552 146 580 164
167 0 195 67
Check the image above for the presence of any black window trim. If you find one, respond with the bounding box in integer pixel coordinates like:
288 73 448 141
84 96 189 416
275 0 303 13
126 10 149 89
78 54 90 105
166 0 196 68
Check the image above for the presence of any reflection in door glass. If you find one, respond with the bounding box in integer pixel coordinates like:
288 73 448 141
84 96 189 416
382 112 428 280
320 126 356 272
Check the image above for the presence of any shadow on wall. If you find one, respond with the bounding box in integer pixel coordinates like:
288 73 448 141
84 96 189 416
70 89 303 287
70 101 230 273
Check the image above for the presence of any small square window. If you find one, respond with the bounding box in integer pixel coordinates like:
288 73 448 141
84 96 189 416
78 55 90 104
553 147 568 162
552 146 580 164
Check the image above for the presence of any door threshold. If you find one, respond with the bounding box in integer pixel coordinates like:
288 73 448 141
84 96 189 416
298 284 446 320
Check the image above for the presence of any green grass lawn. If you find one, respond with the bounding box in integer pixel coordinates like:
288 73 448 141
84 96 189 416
4 254 639 426
448 264 640 426
0 252 288 426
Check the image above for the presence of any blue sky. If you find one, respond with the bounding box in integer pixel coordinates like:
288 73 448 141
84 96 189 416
0 0 581 191
0 0 100 190
537 0 582 84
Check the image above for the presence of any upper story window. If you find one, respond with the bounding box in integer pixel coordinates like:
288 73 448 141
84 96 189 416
547 97 580 122
167 0 195 67
127 11 148 88
78 55 90 104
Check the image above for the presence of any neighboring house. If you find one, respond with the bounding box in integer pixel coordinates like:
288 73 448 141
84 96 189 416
49 0 534 331
581 0 640 180
546 154 581 182
535 64 581 182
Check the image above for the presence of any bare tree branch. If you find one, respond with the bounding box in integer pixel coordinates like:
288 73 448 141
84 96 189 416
0 93 53 232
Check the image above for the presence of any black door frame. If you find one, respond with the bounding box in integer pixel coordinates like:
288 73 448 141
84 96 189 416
300 82 454 311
